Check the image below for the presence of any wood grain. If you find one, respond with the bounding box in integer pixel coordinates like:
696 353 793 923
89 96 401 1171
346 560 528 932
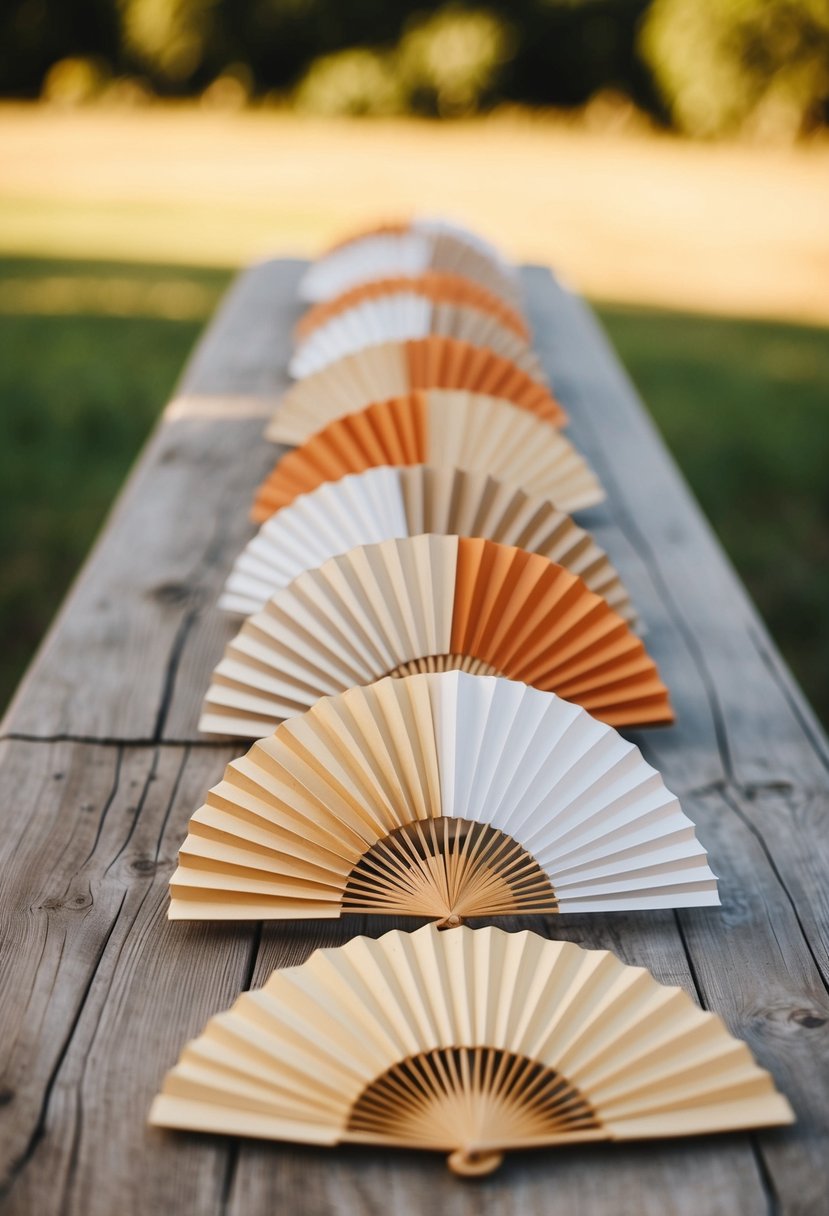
0 259 826 1215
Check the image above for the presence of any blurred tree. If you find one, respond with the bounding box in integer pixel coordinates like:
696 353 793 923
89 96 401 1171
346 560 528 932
118 0 218 86
398 6 516 115
294 47 405 114
641 0 829 138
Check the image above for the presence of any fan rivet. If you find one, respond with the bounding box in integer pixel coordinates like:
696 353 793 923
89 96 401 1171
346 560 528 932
448 1149 504 1177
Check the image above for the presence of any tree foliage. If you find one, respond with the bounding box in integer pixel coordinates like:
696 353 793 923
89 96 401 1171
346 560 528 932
2 0 827 138
640 0 829 138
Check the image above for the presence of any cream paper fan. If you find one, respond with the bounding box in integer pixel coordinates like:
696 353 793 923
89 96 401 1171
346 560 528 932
254 391 603 522
150 922 793 1176
267 337 566 446
289 296 547 382
222 465 635 624
175 670 715 921
300 219 520 306
200 535 672 738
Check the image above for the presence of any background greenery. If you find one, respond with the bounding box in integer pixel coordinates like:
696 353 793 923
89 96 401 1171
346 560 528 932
2 255 827 723
3 0 829 140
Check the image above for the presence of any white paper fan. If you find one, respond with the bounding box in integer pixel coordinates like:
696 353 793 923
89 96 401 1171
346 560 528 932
200 534 672 739
150 922 793 1175
300 218 520 306
295 270 530 344
175 670 716 921
221 464 636 624
289 296 547 382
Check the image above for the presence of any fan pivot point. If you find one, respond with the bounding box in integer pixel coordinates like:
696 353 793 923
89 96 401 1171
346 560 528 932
448 1149 503 1177
436 913 463 930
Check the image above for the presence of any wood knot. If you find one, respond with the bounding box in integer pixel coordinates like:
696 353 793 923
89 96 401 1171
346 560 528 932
150 581 191 606
789 1008 826 1030
0 1087 15 1107
130 857 157 876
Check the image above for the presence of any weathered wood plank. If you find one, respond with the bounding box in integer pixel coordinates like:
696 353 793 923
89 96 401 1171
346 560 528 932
0 259 826 1215
0 739 253 1215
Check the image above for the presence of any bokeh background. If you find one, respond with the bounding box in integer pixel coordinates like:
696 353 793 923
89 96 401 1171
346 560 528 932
1 0 828 719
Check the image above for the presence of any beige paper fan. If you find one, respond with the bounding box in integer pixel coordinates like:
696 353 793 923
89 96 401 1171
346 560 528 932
175 670 715 921
223 464 635 624
150 922 793 1176
301 218 521 307
295 271 530 343
268 337 566 446
200 535 672 739
254 392 603 522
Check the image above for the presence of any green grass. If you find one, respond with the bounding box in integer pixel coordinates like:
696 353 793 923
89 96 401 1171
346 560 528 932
1 256 827 724
599 305 829 721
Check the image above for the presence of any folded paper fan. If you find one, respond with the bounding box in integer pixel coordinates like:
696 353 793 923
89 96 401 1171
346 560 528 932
223 465 635 625
295 272 529 343
200 534 672 738
267 337 565 446
176 669 713 920
300 219 520 307
255 392 603 523
289 297 546 382
149 922 793 1175
321 217 511 267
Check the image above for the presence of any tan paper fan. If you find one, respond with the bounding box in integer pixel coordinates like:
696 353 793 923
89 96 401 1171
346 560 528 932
267 337 566 446
150 922 793 1176
200 534 672 738
175 670 714 921
223 464 635 625
300 219 521 307
254 392 602 523
295 272 529 343
289 297 546 382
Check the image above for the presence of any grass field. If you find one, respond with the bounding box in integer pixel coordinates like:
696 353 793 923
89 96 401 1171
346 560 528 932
2 254 827 723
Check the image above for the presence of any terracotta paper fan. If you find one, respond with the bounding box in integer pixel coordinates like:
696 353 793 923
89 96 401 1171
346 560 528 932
300 220 520 307
149 922 793 1176
199 534 672 738
255 392 603 522
289 297 546 382
223 464 635 624
295 272 529 343
269 337 565 445
175 670 714 920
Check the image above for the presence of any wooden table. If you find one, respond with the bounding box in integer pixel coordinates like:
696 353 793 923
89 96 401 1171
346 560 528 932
2 260 827 1216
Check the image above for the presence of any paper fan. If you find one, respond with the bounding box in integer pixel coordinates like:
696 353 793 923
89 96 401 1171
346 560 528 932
321 217 511 267
295 272 529 343
223 465 635 624
255 392 603 522
300 220 520 306
149 922 793 1176
175 669 714 920
289 298 546 382
199 534 672 738
269 337 565 445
